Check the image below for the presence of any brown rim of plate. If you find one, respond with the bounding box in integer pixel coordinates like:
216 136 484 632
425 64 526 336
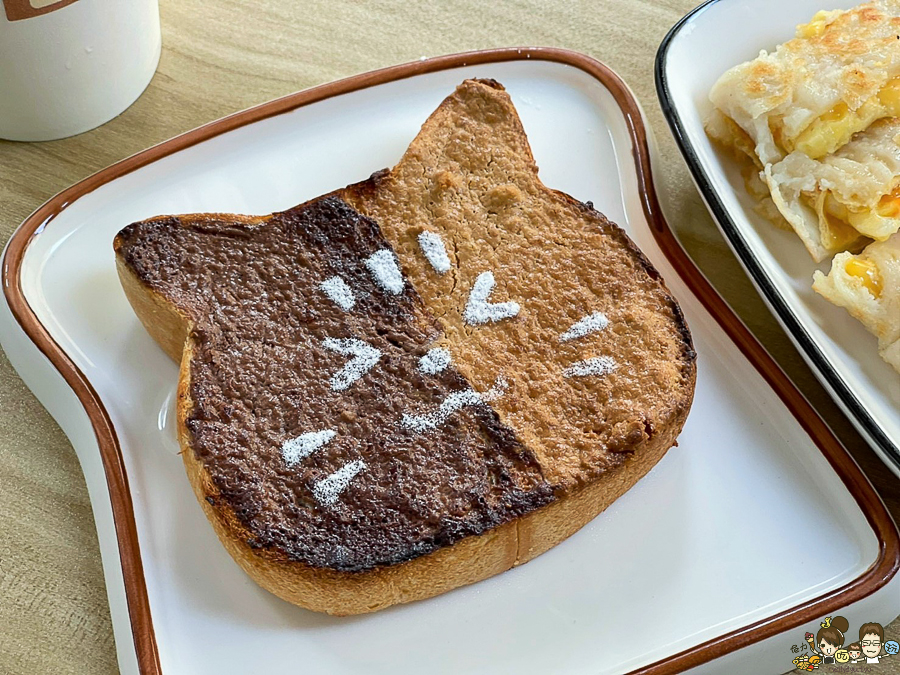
2 47 898 675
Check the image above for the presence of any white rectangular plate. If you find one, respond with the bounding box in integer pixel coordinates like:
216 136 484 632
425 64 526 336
656 0 900 476
2 49 898 675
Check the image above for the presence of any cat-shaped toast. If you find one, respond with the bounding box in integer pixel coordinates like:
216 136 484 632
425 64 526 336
114 79 696 615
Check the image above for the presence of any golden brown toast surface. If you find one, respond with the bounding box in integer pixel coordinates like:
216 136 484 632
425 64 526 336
345 79 695 489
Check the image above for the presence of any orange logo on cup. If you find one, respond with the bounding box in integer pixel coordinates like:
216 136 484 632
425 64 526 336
3 0 81 22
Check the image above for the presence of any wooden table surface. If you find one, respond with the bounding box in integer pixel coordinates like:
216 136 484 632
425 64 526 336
0 1 897 673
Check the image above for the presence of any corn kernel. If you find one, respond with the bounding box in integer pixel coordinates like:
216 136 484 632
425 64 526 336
845 258 882 297
877 77 900 114
876 189 900 218
797 11 832 38
794 99 879 159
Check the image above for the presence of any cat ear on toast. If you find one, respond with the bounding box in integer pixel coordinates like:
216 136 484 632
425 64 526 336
345 79 538 208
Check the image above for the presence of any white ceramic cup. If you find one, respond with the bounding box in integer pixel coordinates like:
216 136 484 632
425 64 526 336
0 0 161 141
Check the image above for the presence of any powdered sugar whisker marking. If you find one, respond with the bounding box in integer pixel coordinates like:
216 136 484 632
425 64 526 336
401 377 507 432
417 347 452 375
418 231 451 274
560 311 609 342
313 460 367 506
364 249 404 295
563 356 617 378
282 429 336 467
323 337 382 391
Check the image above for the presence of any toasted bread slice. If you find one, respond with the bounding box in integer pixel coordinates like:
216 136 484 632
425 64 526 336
114 79 696 615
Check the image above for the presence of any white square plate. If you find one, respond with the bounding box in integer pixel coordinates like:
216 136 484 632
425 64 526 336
656 0 900 476
2 48 898 675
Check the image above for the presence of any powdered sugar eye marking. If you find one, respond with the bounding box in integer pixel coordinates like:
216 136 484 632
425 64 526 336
364 249 404 295
464 271 520 325
560 312 609 342
323 337 382 391
313 460 367 506
418 231 451 274
418 347 452 375
319 276 355 310
401 377 507 432
563 356 617 378
282 429 336 467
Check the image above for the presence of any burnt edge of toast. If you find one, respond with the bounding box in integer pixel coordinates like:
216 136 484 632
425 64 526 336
116 195 556 572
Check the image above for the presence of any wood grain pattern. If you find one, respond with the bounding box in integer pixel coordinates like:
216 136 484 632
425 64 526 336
0 1 897 674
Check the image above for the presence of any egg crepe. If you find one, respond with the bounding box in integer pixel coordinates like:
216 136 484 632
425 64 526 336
708 0 900 168
765 118 900 261
813 232 900 372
